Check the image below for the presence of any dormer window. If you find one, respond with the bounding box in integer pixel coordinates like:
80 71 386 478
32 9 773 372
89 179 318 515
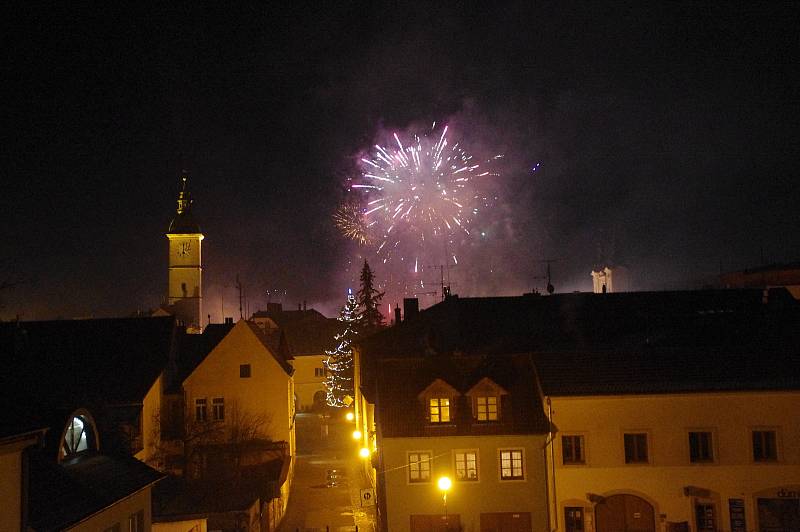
476 396 498 421
429 398 451 423
418 378 460 425
466 377 508 423
60 410 98 461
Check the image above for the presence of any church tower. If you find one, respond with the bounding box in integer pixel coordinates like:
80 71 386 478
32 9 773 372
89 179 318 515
166 173 204 332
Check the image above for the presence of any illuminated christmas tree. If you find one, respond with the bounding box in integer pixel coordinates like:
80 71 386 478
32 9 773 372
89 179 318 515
324 289 358 407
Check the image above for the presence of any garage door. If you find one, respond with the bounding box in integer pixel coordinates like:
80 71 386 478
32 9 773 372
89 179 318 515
480 512 532 532
410 514 461 532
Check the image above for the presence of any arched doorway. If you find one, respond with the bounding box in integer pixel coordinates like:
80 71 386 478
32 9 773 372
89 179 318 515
595 494 656 532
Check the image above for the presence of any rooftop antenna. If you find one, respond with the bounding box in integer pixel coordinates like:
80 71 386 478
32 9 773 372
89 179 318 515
236 274 243 320
424 264 453 301
534 259 561 294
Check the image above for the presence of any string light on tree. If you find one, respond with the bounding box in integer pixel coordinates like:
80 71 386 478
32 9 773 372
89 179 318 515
323 289 358 407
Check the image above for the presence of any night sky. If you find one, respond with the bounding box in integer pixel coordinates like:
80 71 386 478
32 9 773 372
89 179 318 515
3 3 799 321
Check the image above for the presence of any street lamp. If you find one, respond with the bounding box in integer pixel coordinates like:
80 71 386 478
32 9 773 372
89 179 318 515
352 429 362 440
437 476 452 520
359 447 371 459
345 411 355 422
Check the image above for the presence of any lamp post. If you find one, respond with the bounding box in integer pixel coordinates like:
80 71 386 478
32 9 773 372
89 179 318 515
437 476 452 525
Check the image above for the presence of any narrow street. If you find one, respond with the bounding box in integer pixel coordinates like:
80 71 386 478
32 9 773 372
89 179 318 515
278 411 376 532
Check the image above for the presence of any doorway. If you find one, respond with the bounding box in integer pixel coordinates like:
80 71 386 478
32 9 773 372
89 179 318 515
595 494 656 532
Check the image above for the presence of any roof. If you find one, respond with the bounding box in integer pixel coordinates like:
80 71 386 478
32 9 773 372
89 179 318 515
153 458 284 518
251 307 339 355
171 322 236 390
0 317 177 421
28 451 164 531
374 354 550 438
359 289 800 397
242 320 294 375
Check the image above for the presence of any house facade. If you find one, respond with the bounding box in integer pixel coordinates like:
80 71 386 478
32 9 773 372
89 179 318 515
180 319 296 484
543 391 800 532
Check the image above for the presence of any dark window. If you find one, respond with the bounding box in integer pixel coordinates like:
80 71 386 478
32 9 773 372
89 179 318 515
195 399 207 422
499 449 524 480
314 367 325 377
104 525 121 532
753 430 778 461
562 435 585 464
240 364 251 378
212 397 225 421
624 433 649 463
689 431 714 462
565 507 585 532
695 503 716 532
128 510 144 532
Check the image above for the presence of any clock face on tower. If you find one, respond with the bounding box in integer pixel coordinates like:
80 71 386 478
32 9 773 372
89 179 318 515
178 241 191 256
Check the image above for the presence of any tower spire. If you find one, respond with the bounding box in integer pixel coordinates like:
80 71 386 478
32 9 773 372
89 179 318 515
176 170 191 215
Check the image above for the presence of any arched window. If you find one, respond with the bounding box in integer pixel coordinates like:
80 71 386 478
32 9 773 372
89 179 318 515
60 410 98 460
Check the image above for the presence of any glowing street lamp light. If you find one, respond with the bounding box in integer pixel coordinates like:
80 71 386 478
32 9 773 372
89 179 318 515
359 447 371 459
438 476 452 518
345 411 355 422
352 430 362 440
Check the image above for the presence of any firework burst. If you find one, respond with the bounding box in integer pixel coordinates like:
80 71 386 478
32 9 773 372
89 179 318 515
344 124 500 269
333 202 372 245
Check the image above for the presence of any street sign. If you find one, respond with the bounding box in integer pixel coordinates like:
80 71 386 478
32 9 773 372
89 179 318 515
360 487 375 507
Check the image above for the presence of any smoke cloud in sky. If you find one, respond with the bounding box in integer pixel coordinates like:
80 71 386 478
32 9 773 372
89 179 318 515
2 3 798 321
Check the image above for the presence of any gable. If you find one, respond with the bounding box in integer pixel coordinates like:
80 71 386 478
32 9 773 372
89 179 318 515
465 377 508 397
417 378 460 400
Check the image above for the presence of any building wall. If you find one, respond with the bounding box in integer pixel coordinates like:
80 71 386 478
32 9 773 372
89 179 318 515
184 321 293 446
166 233 203 328
0 445 24 530
136 373 164 467
290 354 326 411
67 487 152 532
381 434 549 532
547 391 800 532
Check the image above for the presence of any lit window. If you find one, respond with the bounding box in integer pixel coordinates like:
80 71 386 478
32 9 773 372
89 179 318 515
429 398 450 423
499 449 524 480
239 364 251 378
455 450 478 481
408 452 432 483
624 433 649 464
689 431 713 463
62 414 96 458
476 396 498 421
562 435 585 464
752 430 778 462
195 399 207 422
212 397 225 421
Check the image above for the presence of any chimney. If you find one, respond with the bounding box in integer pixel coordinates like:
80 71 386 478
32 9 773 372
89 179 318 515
298 303 302 311
394 305 401 325
303 300 307 311
224 317 234 325
267 302 282 313
403 298 419 320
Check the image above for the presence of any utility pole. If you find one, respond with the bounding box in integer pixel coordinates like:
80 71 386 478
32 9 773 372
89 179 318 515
534 259 561 295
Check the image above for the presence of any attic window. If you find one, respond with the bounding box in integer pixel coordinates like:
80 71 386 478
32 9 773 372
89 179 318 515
61 412 98 460
429 398 451 423
240 364 251 378
476 396 498 421
466 377 508 423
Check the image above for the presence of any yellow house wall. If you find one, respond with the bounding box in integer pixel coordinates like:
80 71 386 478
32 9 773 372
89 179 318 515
381 434 549 532
0 447 23 530
67 487 152 532
183 321 293 447
136 373 163 466
548 391 800 532
290 354 326 411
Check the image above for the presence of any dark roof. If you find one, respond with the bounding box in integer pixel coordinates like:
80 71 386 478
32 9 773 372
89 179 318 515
0 317 177 421
359 289 800 397
251 306 340 355
374 354 550 438
153 459 284 518
28 451 164 531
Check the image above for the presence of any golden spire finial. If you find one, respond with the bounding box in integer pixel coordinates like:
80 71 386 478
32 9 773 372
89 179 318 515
177 171 192 215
